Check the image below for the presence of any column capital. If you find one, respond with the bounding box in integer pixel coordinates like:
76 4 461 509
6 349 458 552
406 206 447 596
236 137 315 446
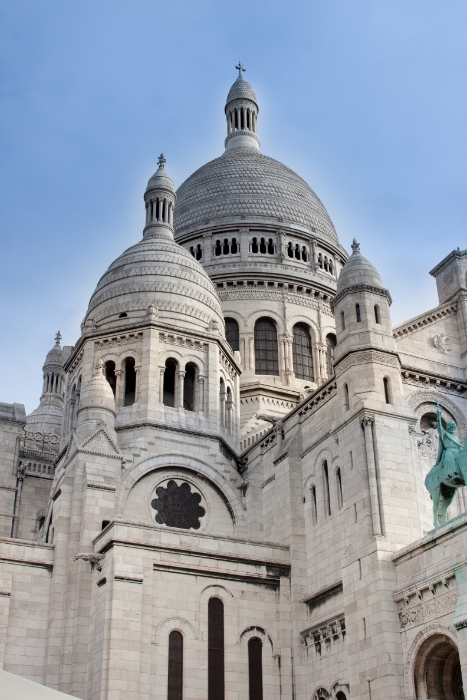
362 415 375 428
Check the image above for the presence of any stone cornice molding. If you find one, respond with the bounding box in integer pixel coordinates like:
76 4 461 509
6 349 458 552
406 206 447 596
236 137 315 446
401 368 467 396
429 247 467 276
393 300 458 339
330 283 392 310
218 288 334 316
224 130 261 149
334 349 400 377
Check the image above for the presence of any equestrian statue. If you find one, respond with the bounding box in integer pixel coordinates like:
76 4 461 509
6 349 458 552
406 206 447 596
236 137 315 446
425 400 467 527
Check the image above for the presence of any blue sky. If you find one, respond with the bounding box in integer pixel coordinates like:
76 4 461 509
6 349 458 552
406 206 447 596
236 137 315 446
1 1 466 412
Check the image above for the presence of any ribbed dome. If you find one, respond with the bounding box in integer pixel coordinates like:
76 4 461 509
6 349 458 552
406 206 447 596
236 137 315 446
336 241 385 295
174 148 338 241
85 236 225 331
79 362 116 416
226 77 258 107
146 164 175 193
44 342 62 368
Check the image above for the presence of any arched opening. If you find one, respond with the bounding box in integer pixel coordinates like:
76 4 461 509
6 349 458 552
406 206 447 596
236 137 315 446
223 239 229 255
323 461 331 516
183 363 196 411
336 693 347 700
311 485 317 525
105 361 116 396
168 630 183 700
260 237 266 254
215 240 222 256
341 311 345 331
325 333 337 376
294 244 300 260
356 303 361 323
344 383 350 411
219 378 226 427
225 318 240 352
292 323 314 380
287 242 293 258
254 318 279 376
336 468 343 509
124 357 136 406
163 358 177 407
248 637 263 700
196 244 203 260
318 253 323 268
267 238 274 254
231 238 238 254
421 412 446 431
374 304 381 324
251 237 258 253
413 635 464 700
225 386 233 433
208 597 224 700
383 377 391 404
301 246 307 261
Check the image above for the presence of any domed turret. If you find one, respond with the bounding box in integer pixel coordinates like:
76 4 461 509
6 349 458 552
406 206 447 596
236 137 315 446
336 239 387 298
75 359 116 441
26 332 65 436
83 157 225 334
224 62 260 151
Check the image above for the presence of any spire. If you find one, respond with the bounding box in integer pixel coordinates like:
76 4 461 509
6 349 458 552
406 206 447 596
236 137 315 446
143 153 176 240
351 239 360 254
225 65 260 152
55 330 62 346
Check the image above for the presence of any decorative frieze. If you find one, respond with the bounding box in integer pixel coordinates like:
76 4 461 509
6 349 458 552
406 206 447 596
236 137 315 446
395 574 457 630
402 370 466 396
95 332 143 349
159 332 208 352
335 350 399 377
69 347 84 373
298 380 337 421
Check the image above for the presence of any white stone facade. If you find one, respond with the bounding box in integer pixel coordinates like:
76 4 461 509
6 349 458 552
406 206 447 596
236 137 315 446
0 73 466 700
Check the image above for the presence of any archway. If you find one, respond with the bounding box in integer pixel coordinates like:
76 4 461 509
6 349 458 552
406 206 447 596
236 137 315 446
414 634 464 699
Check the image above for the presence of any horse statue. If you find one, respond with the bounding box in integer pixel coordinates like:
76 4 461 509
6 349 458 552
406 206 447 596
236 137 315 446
425 401 467 527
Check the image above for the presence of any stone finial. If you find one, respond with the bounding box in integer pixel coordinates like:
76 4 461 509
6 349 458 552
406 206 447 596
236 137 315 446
146 304 158 320
351 238 360 254
94 358 105 376
235 61 246 78
55 330 62 346
157 153 166 168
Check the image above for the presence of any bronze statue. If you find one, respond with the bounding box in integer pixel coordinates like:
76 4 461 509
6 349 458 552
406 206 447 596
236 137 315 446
425 401 467 527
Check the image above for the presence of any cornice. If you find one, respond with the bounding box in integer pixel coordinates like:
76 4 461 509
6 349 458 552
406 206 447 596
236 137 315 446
392 300 458 339
331 283 392 310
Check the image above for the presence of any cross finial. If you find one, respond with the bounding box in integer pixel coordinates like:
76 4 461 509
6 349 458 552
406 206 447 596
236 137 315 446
351 238 360 254
55 330 62 346
157 153 166 168
235 61 246 78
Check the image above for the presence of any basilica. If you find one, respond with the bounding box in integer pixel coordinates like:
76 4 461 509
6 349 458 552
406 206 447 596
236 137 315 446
0 69 467 700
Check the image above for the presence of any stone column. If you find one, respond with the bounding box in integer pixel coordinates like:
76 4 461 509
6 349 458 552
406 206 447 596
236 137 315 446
176 371 185 408
159 368 165 404
362 416 382 536
197 376 205 413
219 386 226 427
248 336 254 371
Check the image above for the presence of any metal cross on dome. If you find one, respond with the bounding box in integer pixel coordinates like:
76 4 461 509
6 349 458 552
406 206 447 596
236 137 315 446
158 153 166 167
55 330 62 346
235 62 246 78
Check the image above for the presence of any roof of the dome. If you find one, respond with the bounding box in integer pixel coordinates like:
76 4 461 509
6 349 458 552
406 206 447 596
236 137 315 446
79 361 116 415
336 240 385 295
44 335 63 368
174 148 337 242
85 235 224 331
226 77 258 107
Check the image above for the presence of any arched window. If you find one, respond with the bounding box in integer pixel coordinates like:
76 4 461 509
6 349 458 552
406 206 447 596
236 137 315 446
226 386 233 434
383 377 391 404
301 246 307 261
318 253 323 268
325 333 336 376
168 630 183 700
267 238 274 254
183 363 196 411
215 240 222 256
344 383 350 410
124 357 136 406
231 238 238 254
329 259 334 274
341 311 345 331
260 238 266 254
225 318 239 352
292 323 314 381
336 468 343 509
251 237 258 253
223 239 229 255
163 358 177 407
254 318 279 376
208 597 224 700
323 461 331 516
336 693 347 700
219 378 226 427
374 304 380 324
196 244 203 260
190 246 195 257
248 637 263 700
311 485 317 525
287 242 293 258
324 256 329 271
294 244 300 260
356 303 361 323
105 360 116 396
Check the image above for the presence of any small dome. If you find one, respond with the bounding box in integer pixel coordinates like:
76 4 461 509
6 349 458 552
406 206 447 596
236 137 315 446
226 77 258 108
44 333 63 369
78 360 115 416
336 240 385 295
146 157 175 193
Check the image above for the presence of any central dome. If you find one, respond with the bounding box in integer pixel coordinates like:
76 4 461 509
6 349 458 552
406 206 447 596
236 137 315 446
174 147 338 243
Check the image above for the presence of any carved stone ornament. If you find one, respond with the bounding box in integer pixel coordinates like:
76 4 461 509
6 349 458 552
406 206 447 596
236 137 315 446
433 333 451 353
151 480 205 530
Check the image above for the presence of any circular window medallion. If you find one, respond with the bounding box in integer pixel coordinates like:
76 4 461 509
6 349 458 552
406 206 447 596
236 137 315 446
151 480 205 530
